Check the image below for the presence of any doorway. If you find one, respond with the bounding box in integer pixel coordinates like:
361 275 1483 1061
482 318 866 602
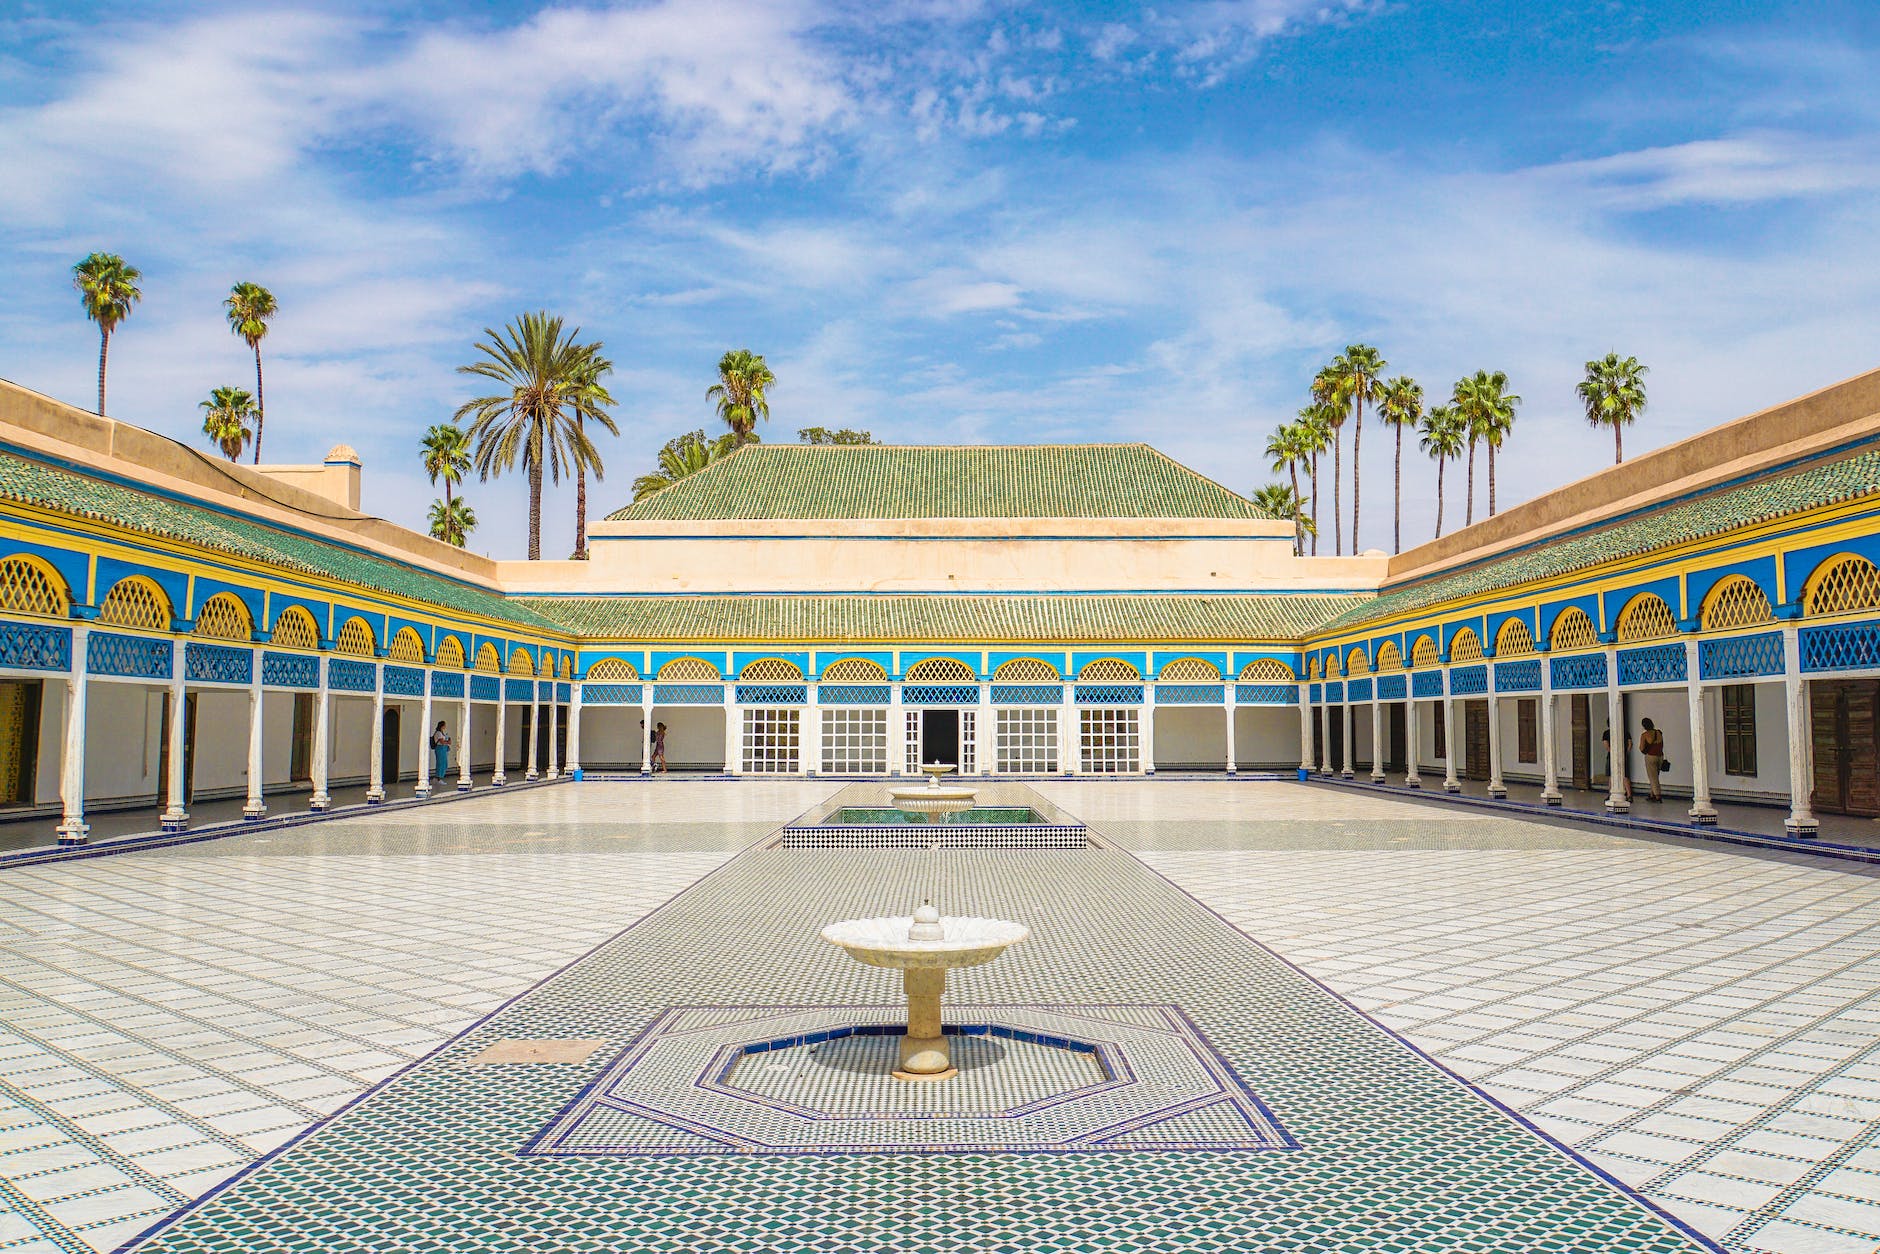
157 692 198 804
382 707 401 787
1570 694 1591 790
0 680 42 807
920 709 960 768
1463 699 1490 781
1812 678 1880 816
1386 704 1406 773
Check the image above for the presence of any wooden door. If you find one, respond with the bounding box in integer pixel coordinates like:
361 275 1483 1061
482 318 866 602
1464 700 1490 781
0 680 41 807
1386 704 1407 772
1570 695 1591 790
290 693 313 782
1813 679 1880 816
381 707 400 786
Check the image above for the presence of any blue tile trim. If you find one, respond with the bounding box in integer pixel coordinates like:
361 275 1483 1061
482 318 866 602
0 622 71 672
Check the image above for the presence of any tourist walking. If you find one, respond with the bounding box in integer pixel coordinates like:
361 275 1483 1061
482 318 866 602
1639 717 1665 803
652 722 668 774
430 720 451 781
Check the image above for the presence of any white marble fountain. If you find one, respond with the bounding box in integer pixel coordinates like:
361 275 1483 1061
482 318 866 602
822 903 1028 1080
887 763 979 823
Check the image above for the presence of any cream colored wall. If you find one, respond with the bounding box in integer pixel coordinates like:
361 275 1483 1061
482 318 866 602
254 462 362 512
1234 707 1299 769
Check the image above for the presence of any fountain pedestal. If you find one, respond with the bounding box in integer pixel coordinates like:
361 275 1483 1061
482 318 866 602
897 967 952 1079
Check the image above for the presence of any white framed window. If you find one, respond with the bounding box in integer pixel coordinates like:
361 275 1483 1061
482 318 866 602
1080 709 1140 773
742 708 800 774
997 708 1058 774
821 708 888 775
959 710 977 775
904 710 922 774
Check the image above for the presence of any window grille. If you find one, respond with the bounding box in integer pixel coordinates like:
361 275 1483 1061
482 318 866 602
191 593 251 641
506 647 536 675
821 708 888 774
1448 629 1483 662
271 607 320 652
1548 608 1599 652
1374 642 1403 671
994 657 1058 682
387 628 425 663
1308 658 1321 680
1805 555 1880 617
98 577 170 632
905 657 976 683
1238 658 1294 681
741 657 805 682
1344 648 1369 675
1324 653 1343 677
1079 708 1140 773
658 656 720 681
1701 577 1775 632
333 617 376 657
1078 657 1141 682
741 708 799 773
996 708 1058 773
585 658 638 681
1722 684 1757 776
821 657 888 682
1495 619 1535 657
0 557 68 619
1410 636 1440 668
560 656 572 680
1616 595 1677 642
474 642 501 672
1157 657 1220 682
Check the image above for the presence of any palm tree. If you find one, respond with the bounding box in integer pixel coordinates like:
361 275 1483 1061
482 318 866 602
707 349 776 446
567 350 619 560
72 253 142 417
1310 366 1345 554
428 497 478 546
1578 352 1648 464
1250 484 1315 554
1418 405 1465 539
419 423 472 512
1295 404 1334 556
224 282 277 462
1264 423 1308 555
631 429 739 501
199 386 257 461
1326 345 1387 552
454 312 603 561
1376 375 1423 554
1453 370 1521 520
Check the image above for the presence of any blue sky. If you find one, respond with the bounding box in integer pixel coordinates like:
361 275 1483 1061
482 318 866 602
1 0 1877 559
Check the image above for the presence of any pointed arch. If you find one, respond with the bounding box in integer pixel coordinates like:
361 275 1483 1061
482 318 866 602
98 576 172 632
1410 635 1439 668
1374 641 1402 672
1307 657 1321 680
270 605 321 651
474 642 502 673
1448 627 1483 663
1344 647 1369 675
559 656 572 680
191 592 253 642
434 634 466 669
507 647 536 676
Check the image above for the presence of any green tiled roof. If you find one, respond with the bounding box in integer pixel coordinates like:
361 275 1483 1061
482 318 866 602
1321 448 1880 633
606 443 1274 521
0 451 561 632
516 593 1363 642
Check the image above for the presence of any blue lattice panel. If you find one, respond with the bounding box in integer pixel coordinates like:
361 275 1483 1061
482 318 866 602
1700 631 1785 680
582 683 642 705
1800 620 1880 673
1550 652 1608 691
1324 682 1343 702
88 631 172 680
904 684 978 706
0 622 72 673
558 683 571 703
1347 678 1373 702
1617 643 1687 686
1411 671 1442 699
820 684 891 705
328 659 377 693
184 641 252 685
470 675 501 702
1154 683 1224 705
1494 660 1541 693
430 670 466 699
538 680 554 700
504 678 534 702
1448 665 1487 696
1375 674 1406 701
1235 684 1297 705
653 683 723 705
260 652 318 689
737 684 808 706
1074 684 1143 705
383 665 424 697
1309 683 1322 702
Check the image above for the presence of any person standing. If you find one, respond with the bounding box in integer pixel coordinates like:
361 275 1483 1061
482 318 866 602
652 722 669 774
431 720 452 783
1639 717 1665 803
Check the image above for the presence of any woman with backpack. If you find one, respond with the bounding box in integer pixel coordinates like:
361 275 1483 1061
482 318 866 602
430 721 451 783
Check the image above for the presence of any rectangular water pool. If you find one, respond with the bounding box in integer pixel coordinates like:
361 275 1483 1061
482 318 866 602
832 807 1046 825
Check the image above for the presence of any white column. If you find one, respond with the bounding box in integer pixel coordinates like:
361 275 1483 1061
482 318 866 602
366 663 386 804
1297 682 1313 775
1442 668 1460 792
803 684 820 777
1060 687 1078 775
1486 686 1507 797
1539 658 1561 805
310 658 332 810
457 687 472 791
1685 636 1716 823
724 685 741 775
891 680 908 776
977 683 994 776
1783 623 1817 835
415 672 434 800
55 625 90 844
1141 682 1156 775
526 683 541 781
161 639 189 831
567 683 583 777
1317 694 1331 774
244 654 267 818
1339 692 1353 778
640 698 653 775
492 687 508 786
1405 691 1422 788
1369 688 1385 781
546 686 560 779
1604 648 1629 812
1224 697 1237 776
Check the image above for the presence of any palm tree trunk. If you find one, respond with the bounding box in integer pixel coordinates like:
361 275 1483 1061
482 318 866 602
575 463 588 559
1308 454 1319 555
1351 402 1362 553
97 329 109 416
252 347 265 464
528 460 543 561
1287 464 1302 556
1465 439 1476 529
444 474 453 511
1392 424 1403 554
1488 444 1497 516
1615 425 1623 464
1435 459 1446 539
1333 431 1344 556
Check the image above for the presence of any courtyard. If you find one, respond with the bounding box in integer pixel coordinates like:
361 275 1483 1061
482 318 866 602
2 781 1879 1253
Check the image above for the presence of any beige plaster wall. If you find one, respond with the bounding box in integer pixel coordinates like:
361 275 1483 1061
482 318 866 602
254 462 362 512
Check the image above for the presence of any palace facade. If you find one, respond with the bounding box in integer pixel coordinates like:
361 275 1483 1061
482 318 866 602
1 366 1877 844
